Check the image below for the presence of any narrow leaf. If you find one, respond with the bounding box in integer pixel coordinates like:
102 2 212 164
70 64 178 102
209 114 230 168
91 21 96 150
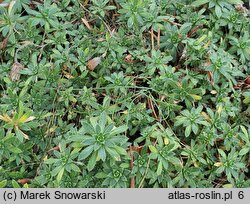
192 0 210 7
56 168 65 182
0 180 7 188
87 152 97 171
149 145 158 153
78 146 94 160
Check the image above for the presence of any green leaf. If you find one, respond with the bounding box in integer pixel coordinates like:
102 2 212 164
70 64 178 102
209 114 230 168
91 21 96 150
168 157 181 166
190 94 202 100
105 6 116 10
215 6 222 18
106 147 121 161
31 18 42 26
70 163 81 172
23 4 40 15
15 127 29 140
9 146 22 154
192 0 210 7
120 163 130 168
56 168 65 182
191 124 199 134
95 172 107 178
185 125 192 137
240 125 249 137
14 128 24 142
157 161 163 175
18 101 24 118
216 166 225 174
239 148 249 156
51 165 63 176
179 23 192 34
198 120 210 126
87 152 97 171
99 112 107 131
23 183 29 188
149 145 158 153
82 122 95 134
227 0 243 4
12 180 21 188
0 180 7 188
110 125 127 136
223 183 234 188
127 17 134 28
44 158 58 164
98 147 106 161
243 96 250 104
113 146 127 156
175 117 185 126
78 146 94 160
218 149 227 159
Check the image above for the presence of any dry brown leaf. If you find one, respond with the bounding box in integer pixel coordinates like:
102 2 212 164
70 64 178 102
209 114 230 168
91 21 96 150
81 18 92 30
0 2 9 7
10 62 24 81
97 38 105 42
187 25 203 38
17 178 32 185
8 0 16 14
110 28 116 37
233 75 250 90
130 145 143 154
244 76 250 85
124 54 134 63
233 82 244 90
128 146 135 188
0 114 12 122
87 57 101 71
147 97 159 121
21 129 30 140
235 4 248 16
62 64 74 79
48 146 60 152
204 58 211 67
207 71 214 85
203 40 211 49
0 37 8 50
83 0 89 6
62 70 74 79
24 116 36 123
163 18 182 27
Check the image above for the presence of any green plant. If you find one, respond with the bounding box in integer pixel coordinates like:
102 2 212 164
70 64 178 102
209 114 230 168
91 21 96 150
0 102 37 142
89 0 116 18
215 148 246 183
118 0 149 30
228 31 250 63
70 112 128 171
44 143 81 183
0 0 249 188
192 0 243 18
175 105 210 137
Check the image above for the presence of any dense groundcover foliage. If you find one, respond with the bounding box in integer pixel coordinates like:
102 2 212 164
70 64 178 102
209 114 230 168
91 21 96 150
0 0 250 188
